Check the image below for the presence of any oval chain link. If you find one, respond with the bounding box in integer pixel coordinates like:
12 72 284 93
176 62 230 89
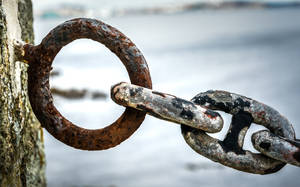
181 90 295 174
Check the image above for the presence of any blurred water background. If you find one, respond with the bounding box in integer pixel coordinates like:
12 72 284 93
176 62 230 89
32 0 300 186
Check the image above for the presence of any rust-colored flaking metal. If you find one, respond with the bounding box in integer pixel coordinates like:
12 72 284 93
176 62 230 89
181 90 295 174
21 18 152 150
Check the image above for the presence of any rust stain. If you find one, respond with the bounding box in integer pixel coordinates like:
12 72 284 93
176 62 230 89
22 18 152 150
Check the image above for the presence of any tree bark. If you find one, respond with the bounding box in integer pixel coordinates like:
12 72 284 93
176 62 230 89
0 0 46 186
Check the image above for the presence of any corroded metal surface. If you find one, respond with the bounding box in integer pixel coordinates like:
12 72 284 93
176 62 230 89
111 82 223 133
252 130 300 166
14 16 299 174
21 18 152 150
181 90 295 174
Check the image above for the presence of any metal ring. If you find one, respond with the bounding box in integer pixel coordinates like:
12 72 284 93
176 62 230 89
23 18 152 150
181 90 295 174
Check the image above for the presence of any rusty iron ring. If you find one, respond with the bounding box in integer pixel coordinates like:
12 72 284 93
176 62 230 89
181 90 295 174
22 18 152 150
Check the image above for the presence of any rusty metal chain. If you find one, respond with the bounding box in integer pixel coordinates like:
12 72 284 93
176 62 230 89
111 82 299 174
15 18 299 174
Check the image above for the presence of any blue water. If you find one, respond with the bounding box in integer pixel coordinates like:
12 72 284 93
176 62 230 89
33 6 300 187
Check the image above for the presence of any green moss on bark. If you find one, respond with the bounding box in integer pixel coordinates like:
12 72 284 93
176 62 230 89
0 0 46 186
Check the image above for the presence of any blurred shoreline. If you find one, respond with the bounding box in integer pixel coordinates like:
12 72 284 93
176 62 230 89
35 1 300 19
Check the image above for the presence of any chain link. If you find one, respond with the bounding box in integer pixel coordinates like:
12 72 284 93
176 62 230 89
111 82 299 174
111 82 223 133
252 130 300 166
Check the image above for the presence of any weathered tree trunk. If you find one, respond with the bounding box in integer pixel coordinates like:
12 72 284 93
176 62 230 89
0 0 46 186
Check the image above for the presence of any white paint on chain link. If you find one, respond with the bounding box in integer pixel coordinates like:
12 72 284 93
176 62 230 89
111 83 300 173
111 82 223 133
182 90 296 174
252 130 300 167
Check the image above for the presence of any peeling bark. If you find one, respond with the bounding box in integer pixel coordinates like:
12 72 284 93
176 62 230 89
0 0 46 186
